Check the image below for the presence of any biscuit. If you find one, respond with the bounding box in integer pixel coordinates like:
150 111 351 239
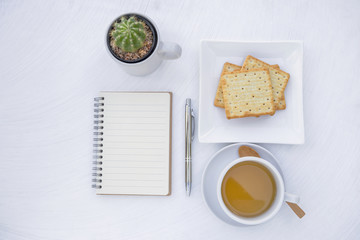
214 63 242 108
241 56 289 110
222 68 276 119
214 63 279 108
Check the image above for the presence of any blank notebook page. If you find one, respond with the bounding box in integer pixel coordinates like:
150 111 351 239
95 92 172 195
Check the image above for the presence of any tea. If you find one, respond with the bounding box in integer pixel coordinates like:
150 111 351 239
221 161 276 218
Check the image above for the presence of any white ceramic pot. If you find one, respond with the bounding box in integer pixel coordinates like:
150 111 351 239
106 13 182 76
217 156 300 225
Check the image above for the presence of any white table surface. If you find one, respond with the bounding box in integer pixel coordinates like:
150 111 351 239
1 0 360 239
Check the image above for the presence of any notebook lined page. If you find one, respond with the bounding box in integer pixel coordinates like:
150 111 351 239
97 92 171 195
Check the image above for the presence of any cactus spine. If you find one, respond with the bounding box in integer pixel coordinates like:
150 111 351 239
111 16 146 53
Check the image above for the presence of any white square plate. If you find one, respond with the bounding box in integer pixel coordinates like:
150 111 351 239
198 40 304 144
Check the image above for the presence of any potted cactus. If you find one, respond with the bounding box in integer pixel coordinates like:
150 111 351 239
107 14 157 63
106 13 181 76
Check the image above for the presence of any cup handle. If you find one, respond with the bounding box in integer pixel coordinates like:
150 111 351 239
284 192 300 204
158 41 182 60
285 193 305 218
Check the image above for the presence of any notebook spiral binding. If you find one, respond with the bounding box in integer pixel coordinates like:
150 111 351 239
92 97 104 189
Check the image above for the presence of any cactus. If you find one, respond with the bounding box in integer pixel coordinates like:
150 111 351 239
111 16 146 53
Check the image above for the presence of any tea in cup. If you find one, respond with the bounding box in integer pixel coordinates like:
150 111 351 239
217 157 299 225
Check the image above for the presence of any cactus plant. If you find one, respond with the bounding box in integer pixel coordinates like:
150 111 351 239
111 16 146 53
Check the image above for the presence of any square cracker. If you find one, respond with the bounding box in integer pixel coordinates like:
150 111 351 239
214 62 242 108
214 63 279 108
222 68 276 119
241 56 289 110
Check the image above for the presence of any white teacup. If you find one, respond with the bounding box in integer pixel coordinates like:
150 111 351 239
217 157 299 225
106 13 182 76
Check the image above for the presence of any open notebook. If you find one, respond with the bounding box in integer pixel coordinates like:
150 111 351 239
92 92 172 195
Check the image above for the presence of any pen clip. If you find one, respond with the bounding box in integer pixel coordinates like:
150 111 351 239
191 109 195 141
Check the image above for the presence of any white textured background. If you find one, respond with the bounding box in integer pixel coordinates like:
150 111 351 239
1 0 360 239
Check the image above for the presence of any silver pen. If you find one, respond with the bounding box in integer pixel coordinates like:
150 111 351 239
185 98 195 196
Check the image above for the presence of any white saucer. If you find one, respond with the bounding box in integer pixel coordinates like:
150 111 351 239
201 143 283 226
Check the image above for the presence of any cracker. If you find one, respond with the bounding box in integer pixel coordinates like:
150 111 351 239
214 63 279 108
241 56 289 110
214 63 242 108
222 68 276 119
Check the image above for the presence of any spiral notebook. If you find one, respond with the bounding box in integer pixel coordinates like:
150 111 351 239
92 92 172 195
